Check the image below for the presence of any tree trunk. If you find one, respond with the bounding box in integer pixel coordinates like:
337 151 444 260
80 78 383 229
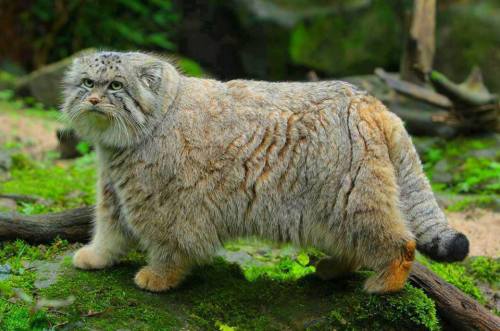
400 0 436 84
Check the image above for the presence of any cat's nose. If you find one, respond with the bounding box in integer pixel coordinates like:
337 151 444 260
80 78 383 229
88 97 101 105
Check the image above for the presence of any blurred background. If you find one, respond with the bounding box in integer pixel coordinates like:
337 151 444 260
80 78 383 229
0 1 498 330
0 0 498 85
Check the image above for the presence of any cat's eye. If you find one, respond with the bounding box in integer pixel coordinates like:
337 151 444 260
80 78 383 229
109 81 123 91
82 78 94 88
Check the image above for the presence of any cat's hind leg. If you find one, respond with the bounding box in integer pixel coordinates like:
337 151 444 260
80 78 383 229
344 159 415 294
73 181 133 269
334 118 415 293
363 240 415 293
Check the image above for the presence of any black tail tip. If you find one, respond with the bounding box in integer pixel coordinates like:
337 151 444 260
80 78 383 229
446 232 469 262
421 232 470 262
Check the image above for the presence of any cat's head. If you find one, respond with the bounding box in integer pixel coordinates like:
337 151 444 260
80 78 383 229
61 51 179 148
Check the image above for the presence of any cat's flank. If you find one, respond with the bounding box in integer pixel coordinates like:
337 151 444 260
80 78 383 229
63 51 469 294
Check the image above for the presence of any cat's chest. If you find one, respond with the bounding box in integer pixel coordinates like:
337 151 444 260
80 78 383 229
104 152 157 202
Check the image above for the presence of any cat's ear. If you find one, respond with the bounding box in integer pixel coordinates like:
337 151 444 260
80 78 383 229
138 62 163 93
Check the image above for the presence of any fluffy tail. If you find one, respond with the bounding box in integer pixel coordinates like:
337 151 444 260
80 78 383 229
386 114 469 262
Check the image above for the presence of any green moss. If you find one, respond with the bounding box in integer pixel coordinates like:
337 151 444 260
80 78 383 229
0 99 60 120
0 239 74 331
418 136 499 211
60 259 439 330
468 257 499 287
289 1 402 76
447 195 497 212
0 243 441 331
0 302 49 331
0 153 96 214
418 255 484 303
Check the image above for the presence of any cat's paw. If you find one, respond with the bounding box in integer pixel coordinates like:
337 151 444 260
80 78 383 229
72 246 111 270
134 266 184 292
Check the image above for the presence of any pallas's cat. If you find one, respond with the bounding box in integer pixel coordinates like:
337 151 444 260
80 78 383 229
62 51 469 293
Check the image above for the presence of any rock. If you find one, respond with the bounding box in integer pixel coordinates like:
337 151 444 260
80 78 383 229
32 259 64 290
289 1 402 77
0 198 17 211
15 49 95 108
468 148 500 160
0 264 12 281
435 1 500 93
412 137 440 158
432 159 453 184
0 70 17 90
218 249 255 266
0 151 12 171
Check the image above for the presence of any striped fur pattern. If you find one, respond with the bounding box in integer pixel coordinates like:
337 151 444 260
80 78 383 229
63 51 468 294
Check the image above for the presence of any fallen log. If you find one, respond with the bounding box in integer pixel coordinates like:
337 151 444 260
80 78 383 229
375 68 452 109
1 207 499 330
0 206 93 243
410 262 500 331
388 104 459 138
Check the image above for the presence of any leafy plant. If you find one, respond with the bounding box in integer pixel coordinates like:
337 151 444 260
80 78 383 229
14 0 180 69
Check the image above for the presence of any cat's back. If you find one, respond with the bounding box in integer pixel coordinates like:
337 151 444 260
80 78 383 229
175 77 367 117
222 79 366 115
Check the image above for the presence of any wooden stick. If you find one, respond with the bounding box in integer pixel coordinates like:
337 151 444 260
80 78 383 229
375 68 452 109
410 262 500 331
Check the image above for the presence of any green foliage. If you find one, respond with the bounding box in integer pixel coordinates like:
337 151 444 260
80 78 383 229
243 255 316 281
0 153 96 214
418 255 484 303
0 239 72 331
0 240 441 331
17 0 179 67
468 257 499 287
419 136 499 210
0 239 69 272
0 98 60 119
76 141 92 155
0 89 14 102
0 303 49 331
305 280 439 331
455 158 500 194
177 57 206 77
289 0 402 76
446 195 496 212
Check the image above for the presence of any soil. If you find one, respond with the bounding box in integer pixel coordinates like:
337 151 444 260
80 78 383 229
0 112 61 158
447 210 500 257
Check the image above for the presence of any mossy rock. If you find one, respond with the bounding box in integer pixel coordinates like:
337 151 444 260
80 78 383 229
14 49 96 109
289 0 402 77
435 1 500 93
1 251 440 330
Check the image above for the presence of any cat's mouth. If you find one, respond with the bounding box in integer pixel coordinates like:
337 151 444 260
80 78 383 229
88 106 107 115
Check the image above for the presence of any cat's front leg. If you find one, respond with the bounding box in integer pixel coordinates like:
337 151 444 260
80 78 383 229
73 181 132 269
